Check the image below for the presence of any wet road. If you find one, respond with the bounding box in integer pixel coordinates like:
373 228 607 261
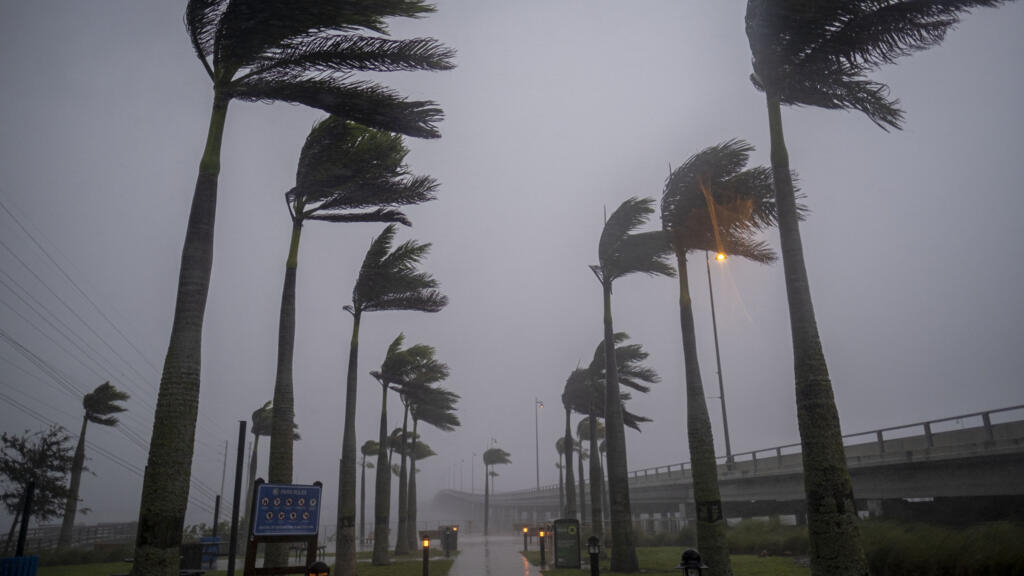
448 534 541 576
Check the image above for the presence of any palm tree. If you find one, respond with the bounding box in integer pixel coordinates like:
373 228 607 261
482 446 511 535
591 198 674 571
240 401 299 548
359 440 378 545
370 335 448 564
560 377 579 520
661 139 782 576
405 385 459 550
270 117 437 512
744 3 1010 573
59 382 128 548
578 417 604 536
339 225 446 569
554 439 567 514
140 3 453 571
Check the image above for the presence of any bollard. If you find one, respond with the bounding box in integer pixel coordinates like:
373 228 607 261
422 536 431 576
588 536 600 576
539 529 546 567
676 549 707 576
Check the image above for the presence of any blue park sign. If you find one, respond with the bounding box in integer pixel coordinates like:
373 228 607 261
252 483 322 537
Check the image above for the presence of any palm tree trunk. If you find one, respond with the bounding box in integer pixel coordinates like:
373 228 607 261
266 221 302 568
766 95 866 576
557 463 564 514
406 419 419 551
677 253 732 576
336 311 362 575
3 508 21 556
372 383 392 564
601 449 609 532
133 93 229 576
588 416 603 541
602 281 638 572
563 408 577 519
59 415 88 549
483 463 490 535
394 405 411 555
577 439 586 525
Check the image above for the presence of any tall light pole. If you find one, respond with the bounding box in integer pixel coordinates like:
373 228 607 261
471 452 476 493
706 250 733 463
535 398 544 490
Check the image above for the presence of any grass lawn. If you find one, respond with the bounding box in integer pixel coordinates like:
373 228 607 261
523 547 810 576
40 559 455 576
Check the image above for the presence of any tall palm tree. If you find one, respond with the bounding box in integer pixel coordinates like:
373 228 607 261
360 440 378 546
591 197 674 571
661 139 782 576
140 3 453 572
744 3 1010 573
270 117 437 509
405 385 459 550
339 224 446 570
554 439 567 514
482 446 511 535
560 377 579 520
578 417 604 536
370 335 448 564
59 382 128 549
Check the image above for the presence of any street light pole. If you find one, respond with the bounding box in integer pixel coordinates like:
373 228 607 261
535 398 544 490
706 251 733 463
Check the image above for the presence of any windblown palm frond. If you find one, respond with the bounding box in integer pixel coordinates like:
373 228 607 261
482 447 511 466
82 382 129 427
361 440 380 457
661 138 791 264
409 386 460 432
588 333 660 394
595 197 675 285
352 225 448 314
745 0 1011 130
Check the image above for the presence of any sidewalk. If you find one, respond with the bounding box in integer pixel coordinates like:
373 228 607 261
448 534 541 576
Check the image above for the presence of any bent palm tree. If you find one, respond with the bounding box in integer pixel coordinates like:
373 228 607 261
555 438 567 514
59 382 128 549
745 3 1010 573
141 3 453 572
560 378 579 520
591 197 674 571
339 224 446 569
270 117 437 511
370 335 448 564
482 446 511 535
405 385 459 550
359 440 378 546
661 139 782 576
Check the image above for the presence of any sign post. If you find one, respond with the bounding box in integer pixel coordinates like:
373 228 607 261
553 518 581 569
243 479 323 575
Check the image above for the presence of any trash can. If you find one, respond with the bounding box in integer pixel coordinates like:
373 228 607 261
180 543 203 570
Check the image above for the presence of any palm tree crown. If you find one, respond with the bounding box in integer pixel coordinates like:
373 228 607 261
350 225 448 315
593 197 675 287
82 382 129 426
186 0 455 136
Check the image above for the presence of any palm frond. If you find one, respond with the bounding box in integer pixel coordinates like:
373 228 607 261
228 76 444 138
353 231 446 314
598 197 654 265
247 35 455 80
185 0 228 73
83 382 129 426
306 207 412 226
482 447 511 466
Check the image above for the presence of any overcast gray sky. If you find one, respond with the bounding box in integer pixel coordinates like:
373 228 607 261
1 1 1023 529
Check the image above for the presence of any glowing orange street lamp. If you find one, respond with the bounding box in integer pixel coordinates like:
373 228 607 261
706 250 733 463
522 526 529 552
422 535 431 576
539 530 547 567
715 251 727 262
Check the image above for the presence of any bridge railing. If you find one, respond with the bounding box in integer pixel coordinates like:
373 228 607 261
626 403 1024 481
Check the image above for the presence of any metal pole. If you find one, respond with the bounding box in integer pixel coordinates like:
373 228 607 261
212 494 221 538
535 398 541 490
706 251 733 462
15 480 33 556
471 453 476 494
227 420 246 576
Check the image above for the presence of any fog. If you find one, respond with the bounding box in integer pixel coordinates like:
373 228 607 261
1 1 1022 531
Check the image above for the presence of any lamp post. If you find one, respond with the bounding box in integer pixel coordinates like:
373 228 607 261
523 526 529 552
535 397 544 490
706 251 733 463
587 536 601 576
539 529 547 568
421 535 431 576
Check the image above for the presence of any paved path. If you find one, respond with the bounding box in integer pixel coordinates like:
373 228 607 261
448 534 541 576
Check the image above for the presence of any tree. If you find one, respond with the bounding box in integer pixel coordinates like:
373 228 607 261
744 3 1011 573
1 426 73 555
59 382 129 549
360 440 378 545
482 446 511 535
661 139 782 576
140 2 454 572
270 116 437 543
560 376 579 520
370 335 448 564
591 198 674 572
405 384 459 550
554 439 567 514
338 223 447 571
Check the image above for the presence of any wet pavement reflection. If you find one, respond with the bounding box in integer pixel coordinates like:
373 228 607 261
448 534 541 576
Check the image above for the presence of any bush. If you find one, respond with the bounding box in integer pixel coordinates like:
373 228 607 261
726 518 809 556
37 543 134 566
861 521 1024 576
